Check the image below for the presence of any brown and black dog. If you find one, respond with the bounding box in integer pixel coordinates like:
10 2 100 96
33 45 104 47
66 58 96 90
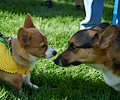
54 22 120 92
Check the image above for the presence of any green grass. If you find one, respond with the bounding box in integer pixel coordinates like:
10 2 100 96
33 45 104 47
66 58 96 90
0 0 119 99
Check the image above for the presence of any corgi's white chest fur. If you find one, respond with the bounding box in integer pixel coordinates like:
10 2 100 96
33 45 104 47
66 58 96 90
28 54 38 68
88 64 120 91
102 70 120 86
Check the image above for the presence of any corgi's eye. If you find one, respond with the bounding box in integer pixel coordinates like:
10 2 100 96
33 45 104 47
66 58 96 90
41 44 46 48
69 43 76 51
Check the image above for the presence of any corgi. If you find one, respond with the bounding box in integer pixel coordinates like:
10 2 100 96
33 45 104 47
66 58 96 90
0 13 57 93
54 22 120 92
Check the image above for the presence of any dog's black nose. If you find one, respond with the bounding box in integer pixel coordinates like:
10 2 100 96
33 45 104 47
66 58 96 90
53 51 57 56
54 58 59 65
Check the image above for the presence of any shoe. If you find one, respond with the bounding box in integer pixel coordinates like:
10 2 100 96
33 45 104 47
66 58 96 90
45 1 52 8
76 5 81 11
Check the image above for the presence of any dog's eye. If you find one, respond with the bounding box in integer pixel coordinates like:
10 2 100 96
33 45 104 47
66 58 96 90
41 44 46 48
69 43 76 51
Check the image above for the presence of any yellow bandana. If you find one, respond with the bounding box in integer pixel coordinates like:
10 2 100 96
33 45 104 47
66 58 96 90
0 42 30 76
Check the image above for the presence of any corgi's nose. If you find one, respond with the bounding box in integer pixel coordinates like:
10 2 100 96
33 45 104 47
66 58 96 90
53 51 57 56
54 58 59 65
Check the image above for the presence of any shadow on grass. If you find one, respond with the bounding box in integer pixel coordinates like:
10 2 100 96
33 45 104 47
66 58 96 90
29 68 120 100
0 0 84 18
0 0 117 99
0 0 114 21
1 69 119 100
1 70 119 100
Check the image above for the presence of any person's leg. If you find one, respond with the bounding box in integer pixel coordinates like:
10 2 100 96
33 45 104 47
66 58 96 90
80 0 104 29
117 0 120 29
45 0 52 8
75 0 82 10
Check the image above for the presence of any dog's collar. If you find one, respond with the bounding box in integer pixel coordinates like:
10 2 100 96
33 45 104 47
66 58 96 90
0 32 12 55
0 33 30 76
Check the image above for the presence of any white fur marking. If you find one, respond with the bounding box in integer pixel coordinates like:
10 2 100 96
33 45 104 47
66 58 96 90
39 31 45 36
22 74 39 89
14 35 17 38
45 45 55 59
88 63 120 91
103 70 120 91
87 64 106 71
56 60 63 67
28 54 38 68
19 90 22 95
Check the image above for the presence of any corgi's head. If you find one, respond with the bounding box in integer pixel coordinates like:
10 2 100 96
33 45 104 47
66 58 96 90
17 13 57 60
54 22 119 67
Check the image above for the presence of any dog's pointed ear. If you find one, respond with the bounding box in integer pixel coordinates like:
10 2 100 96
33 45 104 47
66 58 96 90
17 28 31 47
24 13 35 28
89 22 110 37
92 25 118 50
91 22 110 30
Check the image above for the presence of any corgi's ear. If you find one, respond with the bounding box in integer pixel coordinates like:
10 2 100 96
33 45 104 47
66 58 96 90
17 28 31 47
92 25 118 50
91 22 110 30
24 13 35 28
88 22 110 37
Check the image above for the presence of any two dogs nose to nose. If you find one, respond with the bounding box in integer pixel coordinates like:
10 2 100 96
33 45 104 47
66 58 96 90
52 51 58 64
53 51 57 56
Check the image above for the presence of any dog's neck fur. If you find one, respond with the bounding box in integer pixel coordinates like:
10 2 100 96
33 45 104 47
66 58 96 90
11 38 37 69
88 30 120 76
102 31 120 76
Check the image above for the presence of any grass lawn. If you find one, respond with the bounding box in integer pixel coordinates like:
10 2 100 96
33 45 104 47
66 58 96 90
0 0 120 99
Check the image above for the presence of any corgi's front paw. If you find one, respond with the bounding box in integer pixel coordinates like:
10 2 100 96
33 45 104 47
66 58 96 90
32 84 39 89
19 90 22 95
28 82 39 89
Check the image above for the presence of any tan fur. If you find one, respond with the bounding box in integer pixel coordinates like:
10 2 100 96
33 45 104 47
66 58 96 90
54 22 120 92
0 13 56 91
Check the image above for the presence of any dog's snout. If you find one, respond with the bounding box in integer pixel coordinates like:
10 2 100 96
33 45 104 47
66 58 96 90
54 58 59 65
53 51 57 56
54 57 69 67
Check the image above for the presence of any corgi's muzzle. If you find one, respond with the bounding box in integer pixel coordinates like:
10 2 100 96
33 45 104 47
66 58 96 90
54 57 68 67
45 45 57 59
54 57 81 67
